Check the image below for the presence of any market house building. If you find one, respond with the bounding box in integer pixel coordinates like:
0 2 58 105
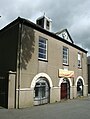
0 15 88 108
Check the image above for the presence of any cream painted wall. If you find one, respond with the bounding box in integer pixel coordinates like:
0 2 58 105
16 25 87 108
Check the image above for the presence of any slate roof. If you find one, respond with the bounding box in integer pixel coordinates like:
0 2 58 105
0 17 87 53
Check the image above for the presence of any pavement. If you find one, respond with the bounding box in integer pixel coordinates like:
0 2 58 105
0 95 90 119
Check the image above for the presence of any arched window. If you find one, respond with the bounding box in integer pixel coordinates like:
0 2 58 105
34 78 50 105
77 79 83 96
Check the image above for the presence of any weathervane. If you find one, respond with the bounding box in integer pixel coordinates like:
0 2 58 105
44 12 46 16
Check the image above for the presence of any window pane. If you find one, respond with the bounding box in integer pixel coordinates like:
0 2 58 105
39 53 46 59
41 87 46 97
35 87 39 97
39 48 46 54
63 51 67 55
39 42 46 49
63 59 67 64
39 38 46 44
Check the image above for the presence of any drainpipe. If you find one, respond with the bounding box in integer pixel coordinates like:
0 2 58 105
14 72 17 108
17 22 22 109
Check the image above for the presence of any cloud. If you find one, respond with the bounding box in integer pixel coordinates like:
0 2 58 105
69 9 90 53
0 0 90 54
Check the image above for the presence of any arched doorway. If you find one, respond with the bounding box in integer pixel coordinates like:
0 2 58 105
34 77 50 105
61 78 70 100
77 79 83 96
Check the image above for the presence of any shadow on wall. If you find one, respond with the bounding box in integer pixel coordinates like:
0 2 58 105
21 26 35 70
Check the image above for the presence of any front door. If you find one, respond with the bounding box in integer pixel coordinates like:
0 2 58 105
61 83 67 99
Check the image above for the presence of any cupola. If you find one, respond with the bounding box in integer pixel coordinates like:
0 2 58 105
36 14 52 31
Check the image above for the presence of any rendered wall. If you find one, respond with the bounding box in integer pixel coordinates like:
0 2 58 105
17 24 88 108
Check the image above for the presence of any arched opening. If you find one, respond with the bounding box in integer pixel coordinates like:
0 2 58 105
61 78 70 100
34 77 50 105
77 79 83 97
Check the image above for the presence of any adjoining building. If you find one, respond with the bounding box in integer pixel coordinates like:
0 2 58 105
0 15 88 108
87 56 90 93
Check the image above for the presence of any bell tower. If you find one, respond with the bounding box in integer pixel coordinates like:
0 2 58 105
36 13 52 31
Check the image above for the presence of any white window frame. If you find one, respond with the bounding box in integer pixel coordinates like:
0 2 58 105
63 46 69 65
38 36 47 60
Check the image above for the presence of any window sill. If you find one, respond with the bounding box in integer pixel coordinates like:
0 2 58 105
38 58 48 62
78 67 82 69
63 63 69 66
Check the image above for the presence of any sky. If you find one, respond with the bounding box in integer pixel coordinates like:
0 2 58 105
0 0 90 55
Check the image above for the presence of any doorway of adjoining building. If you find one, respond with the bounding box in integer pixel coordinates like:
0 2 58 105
77 79 83 97
61 78 70 100
0 73 8 108
34 77 50 105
